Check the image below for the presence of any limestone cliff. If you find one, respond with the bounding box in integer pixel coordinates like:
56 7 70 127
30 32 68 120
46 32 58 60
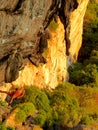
0 0 89 97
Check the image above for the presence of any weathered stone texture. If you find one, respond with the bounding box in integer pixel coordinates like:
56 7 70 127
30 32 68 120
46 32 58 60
69 0 89 60
0 0 89 89
0 0 52 83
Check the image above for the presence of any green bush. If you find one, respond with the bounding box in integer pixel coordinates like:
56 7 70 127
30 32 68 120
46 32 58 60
50 83 80 127
2 83 98 128
81 115 94 125
48 19 58 32
79 0 98 61
16 102 35 116
6 126 15 130
24 86 50 112
78 86 98 125
91 50 98 57
15 102 35 122
83 50 98 66
69 62 98 86
24 86 40 105
15 109 26 122
23 86 52 126
0 100 7 107
34 109 47 126
0 122 15 130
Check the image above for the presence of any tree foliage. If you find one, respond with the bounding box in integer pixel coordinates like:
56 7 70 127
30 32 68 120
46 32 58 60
49 83 80 127
68 63 98 86
15 102 35 122
0 122 15 130
79 0 98 61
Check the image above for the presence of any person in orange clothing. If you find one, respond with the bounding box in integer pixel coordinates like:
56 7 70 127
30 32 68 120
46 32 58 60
0 83 25 105
8 87 25 105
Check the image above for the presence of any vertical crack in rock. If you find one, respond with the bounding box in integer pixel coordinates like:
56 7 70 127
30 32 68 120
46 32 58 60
43 0 61 29
13 0 23 13
44 0 78 55
58 0 78 55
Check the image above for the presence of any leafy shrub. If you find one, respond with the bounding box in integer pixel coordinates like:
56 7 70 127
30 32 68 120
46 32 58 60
78 0 98 61
0 100 7 107
91 50 98 57
83 64 97 85
23 86 52 126
6 126 15 130
24 86 50 112
79 86 98 114
81 115 94 125
69 62 98 86
15 102 35 122
48 19 58 32
78 86 98 125
83 50 98 66
50 83 80 127
15 109 26 122
34 109 47 126
2 83 98 128
0 122 15 130
0 122 6 130
16 102 35 116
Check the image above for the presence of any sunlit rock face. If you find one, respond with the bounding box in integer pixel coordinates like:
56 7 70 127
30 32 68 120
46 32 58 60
12 18 67 89
0 0 89 94
0 83 11 101
12 0 89 89
69 0 90 61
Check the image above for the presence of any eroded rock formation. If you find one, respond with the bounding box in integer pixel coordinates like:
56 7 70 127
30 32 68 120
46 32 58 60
0 0 89 91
